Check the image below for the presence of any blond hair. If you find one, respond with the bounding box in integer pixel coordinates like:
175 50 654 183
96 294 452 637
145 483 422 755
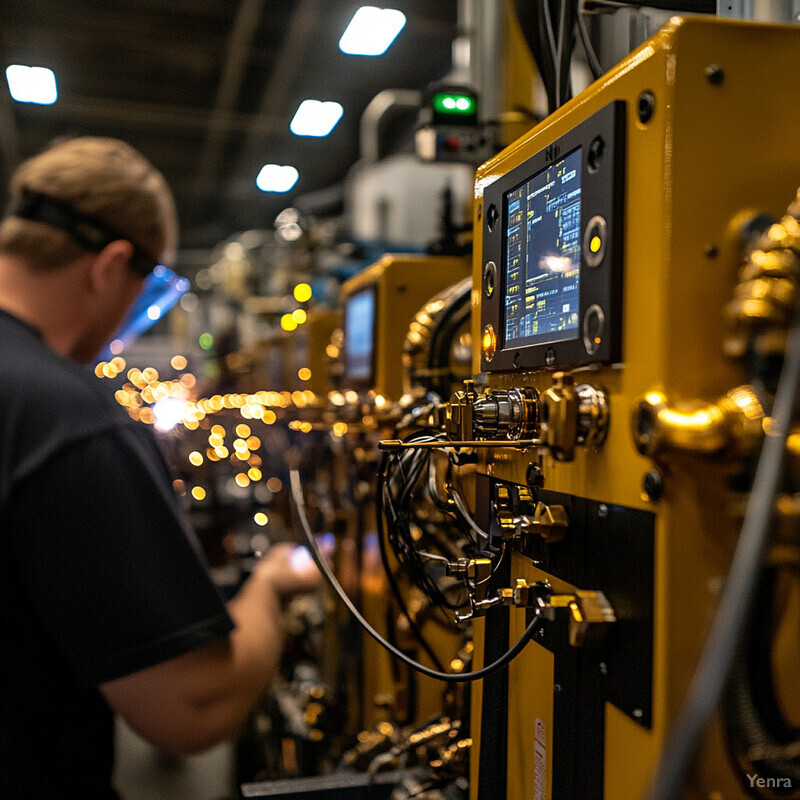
0 136 178 271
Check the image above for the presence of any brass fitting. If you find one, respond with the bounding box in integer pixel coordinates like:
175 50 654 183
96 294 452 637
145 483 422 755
541 372 579 461
518 502 569 544
724 210 800 360
473 386 539 441
445 379 479 440
631 385 763 460
567 590 617 647
493 581 616 646
541 372 609 461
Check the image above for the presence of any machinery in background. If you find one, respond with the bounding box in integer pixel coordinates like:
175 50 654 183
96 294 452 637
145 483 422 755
328 253 474 727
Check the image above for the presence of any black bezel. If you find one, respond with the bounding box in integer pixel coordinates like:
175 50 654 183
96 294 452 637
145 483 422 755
481 100 625 372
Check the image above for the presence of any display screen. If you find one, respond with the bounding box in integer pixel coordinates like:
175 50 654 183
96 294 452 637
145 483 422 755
344 287 375 382
503 147 582 349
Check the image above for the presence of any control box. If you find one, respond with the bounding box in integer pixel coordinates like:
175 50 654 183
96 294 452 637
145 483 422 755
467 16 800 800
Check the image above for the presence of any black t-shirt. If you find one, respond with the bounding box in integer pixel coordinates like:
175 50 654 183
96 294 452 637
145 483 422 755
0 309 235 799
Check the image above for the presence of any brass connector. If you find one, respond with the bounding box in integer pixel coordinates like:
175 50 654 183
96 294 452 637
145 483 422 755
518 502 569 544
631 385 763 460
541 373 609 461
724 210 800 360
541 372 579 461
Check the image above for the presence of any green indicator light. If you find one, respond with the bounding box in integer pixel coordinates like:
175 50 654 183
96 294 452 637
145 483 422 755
199 332 215 350
433 92 475 115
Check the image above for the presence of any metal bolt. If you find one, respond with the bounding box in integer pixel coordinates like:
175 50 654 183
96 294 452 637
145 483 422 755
598 503 608 518
637 91 655 124
705 64 724 85
526 463 544 489
643 470 664 502
632 708 643 719
599 662 608 675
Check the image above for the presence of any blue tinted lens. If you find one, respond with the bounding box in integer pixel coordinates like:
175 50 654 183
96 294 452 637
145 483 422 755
97 265 190 361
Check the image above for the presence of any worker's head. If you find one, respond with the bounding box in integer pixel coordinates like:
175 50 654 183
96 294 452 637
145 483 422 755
0 136 178 271
0 137 179 362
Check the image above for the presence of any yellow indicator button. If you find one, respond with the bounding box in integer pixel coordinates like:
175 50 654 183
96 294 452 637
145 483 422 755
590 235 602 253
482 324 496 361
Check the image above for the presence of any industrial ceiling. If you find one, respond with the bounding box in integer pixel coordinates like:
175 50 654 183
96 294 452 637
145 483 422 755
0 0 459 257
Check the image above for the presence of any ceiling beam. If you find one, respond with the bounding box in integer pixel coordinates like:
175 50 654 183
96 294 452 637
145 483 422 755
26 94 284 136
229 0 324 194
192 0 265 207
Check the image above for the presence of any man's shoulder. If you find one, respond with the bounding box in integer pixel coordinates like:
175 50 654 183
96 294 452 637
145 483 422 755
0 312 131 493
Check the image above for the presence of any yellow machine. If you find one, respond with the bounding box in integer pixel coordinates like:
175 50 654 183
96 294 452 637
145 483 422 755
338 253 472 404
329 253 473 733
452 15 800 800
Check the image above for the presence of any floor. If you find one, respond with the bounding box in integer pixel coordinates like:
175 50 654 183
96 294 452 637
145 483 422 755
113 717 238 800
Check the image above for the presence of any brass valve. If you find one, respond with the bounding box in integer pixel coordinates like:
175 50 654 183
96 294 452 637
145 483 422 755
631 385 763 460
476 580 616 646
541 372 609 461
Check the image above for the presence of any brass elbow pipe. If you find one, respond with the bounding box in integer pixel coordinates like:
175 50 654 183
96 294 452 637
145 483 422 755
632 386 763 460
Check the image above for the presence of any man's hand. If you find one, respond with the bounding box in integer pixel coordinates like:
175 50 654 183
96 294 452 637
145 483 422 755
252 541 323 597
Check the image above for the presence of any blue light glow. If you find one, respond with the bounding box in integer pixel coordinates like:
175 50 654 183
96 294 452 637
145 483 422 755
96 265 189 362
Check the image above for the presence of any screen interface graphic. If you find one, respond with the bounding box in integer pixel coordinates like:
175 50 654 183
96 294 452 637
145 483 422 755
345 288 375 381
503 147 582 349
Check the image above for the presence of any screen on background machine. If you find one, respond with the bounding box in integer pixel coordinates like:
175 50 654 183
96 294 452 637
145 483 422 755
503 147 582 350
344 288 375 382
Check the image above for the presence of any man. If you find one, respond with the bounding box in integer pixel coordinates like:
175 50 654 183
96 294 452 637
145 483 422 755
0 137 319 798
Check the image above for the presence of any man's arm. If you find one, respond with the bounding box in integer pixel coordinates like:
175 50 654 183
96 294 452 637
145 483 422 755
100 543 320 754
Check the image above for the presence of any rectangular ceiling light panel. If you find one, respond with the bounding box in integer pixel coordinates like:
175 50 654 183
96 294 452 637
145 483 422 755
339 7 406 56
256 164 299 193
290 100 344 137
6 64 58 104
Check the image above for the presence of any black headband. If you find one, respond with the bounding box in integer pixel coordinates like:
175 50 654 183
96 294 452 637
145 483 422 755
7 190 158 276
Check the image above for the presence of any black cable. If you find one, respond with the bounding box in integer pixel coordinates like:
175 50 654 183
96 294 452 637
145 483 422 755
538 1 559 115
644 291 800 800
290 470 543 683
380 432 471 612
542 0 559 115
576 3 603 79
375 453 450 672
558 1 579 107
723 566 800 796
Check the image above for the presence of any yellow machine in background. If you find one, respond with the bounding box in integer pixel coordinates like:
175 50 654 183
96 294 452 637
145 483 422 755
453 15 800 800
330 253 473 734
338 254 472 404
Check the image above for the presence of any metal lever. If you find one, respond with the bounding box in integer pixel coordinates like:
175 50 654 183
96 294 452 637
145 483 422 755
378 438 543 451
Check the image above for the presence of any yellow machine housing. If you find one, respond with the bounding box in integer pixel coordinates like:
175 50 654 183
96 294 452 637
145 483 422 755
468 15 800 800
339 254 471 402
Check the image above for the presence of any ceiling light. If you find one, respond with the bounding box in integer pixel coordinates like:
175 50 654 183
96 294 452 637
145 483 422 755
256 164 299 193
339 7 406 56
290 100 343 137
5 64 58 104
